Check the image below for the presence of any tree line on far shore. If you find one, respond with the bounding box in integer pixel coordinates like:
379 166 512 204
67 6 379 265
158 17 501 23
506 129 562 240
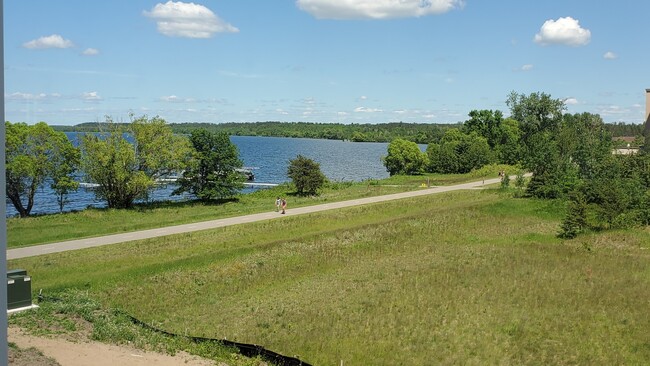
52 118 645 146
53 121 457 145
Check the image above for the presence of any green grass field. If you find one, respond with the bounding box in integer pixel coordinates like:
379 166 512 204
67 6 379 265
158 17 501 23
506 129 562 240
7 166 514 248
9 188 650 365
6 181 415 248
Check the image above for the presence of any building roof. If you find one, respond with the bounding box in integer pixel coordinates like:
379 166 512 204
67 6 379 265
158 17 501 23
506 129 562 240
613 136 637 143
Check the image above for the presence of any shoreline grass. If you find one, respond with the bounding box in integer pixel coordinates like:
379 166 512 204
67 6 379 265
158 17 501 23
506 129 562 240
9 188 650 365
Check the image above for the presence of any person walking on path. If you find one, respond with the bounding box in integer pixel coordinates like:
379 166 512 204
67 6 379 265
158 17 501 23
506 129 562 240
275 197 281 212
281 198 287 214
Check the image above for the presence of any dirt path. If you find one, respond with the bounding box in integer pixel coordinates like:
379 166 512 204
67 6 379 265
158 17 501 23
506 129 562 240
8 328 216 366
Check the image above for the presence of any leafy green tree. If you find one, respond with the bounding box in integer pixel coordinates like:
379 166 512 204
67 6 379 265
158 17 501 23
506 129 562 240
464 109 503 149
132 115 189 181
173 129 243 201
494 118 523 165
463 110 523 166
522 112 612 199
425 143 441 173
5 121 80 217
81 116 190 209
49 140 81 213
287 155 326 196
560 113 612 179
506 91 565 141
522 131 579 198
506 92 575 198
427 129 493 174
52 176 80 213
81 126 150 209
383 138 428 175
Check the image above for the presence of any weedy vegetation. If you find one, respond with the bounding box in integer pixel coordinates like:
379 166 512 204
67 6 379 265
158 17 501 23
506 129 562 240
7 168 514 248
9 187 650 365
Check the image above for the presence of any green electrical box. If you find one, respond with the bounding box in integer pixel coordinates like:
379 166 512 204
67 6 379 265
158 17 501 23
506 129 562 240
7 269 33 310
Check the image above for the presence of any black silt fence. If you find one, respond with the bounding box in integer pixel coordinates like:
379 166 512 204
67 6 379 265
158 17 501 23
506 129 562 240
38 293 311 366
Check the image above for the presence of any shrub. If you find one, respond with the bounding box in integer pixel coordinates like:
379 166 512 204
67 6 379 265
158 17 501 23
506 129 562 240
383 138 428 175
287 155 326 196
558 190 588 239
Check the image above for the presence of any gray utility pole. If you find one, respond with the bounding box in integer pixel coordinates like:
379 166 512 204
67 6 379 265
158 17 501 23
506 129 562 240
1 0 8 364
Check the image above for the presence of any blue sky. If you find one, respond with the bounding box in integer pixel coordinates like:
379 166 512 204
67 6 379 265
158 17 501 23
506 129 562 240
5 0 650 125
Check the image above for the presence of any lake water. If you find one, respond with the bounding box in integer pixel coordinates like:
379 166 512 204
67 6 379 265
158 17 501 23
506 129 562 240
6 135 404 217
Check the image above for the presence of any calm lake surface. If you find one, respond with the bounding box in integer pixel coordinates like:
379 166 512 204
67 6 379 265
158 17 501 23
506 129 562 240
6 135 402 217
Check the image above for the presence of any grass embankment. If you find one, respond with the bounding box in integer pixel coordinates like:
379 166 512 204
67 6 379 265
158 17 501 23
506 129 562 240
9 290 266 366
7 166 510 248
9 188 650 365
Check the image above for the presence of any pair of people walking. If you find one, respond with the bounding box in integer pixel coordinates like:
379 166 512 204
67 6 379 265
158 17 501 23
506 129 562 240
275 197 287 214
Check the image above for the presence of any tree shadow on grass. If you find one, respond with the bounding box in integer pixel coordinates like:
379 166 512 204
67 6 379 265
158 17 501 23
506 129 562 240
131 197 241 212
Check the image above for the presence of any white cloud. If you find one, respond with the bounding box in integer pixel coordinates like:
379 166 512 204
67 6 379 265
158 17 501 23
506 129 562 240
144 1 238 38
6 92 50 101
160 95 227 104
359 95 367 100
564 97 579 105
603 51 618 60
303 97 316 105
161 95 181 102
23 34 74 49
354 107 383 113
521 64 534 71
218 70 262 79
296 0 463 19
82 91 102 101
597 105 629 116
61 107 96 113
534 17 591 46
82 48 99 56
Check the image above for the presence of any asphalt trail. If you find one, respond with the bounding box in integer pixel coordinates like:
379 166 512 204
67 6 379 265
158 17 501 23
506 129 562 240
8 176 507 260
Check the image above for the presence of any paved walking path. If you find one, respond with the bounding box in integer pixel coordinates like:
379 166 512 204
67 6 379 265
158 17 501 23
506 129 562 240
8 176 509 260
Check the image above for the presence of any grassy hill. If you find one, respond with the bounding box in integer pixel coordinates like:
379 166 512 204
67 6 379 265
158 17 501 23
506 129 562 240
9 188 650 365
